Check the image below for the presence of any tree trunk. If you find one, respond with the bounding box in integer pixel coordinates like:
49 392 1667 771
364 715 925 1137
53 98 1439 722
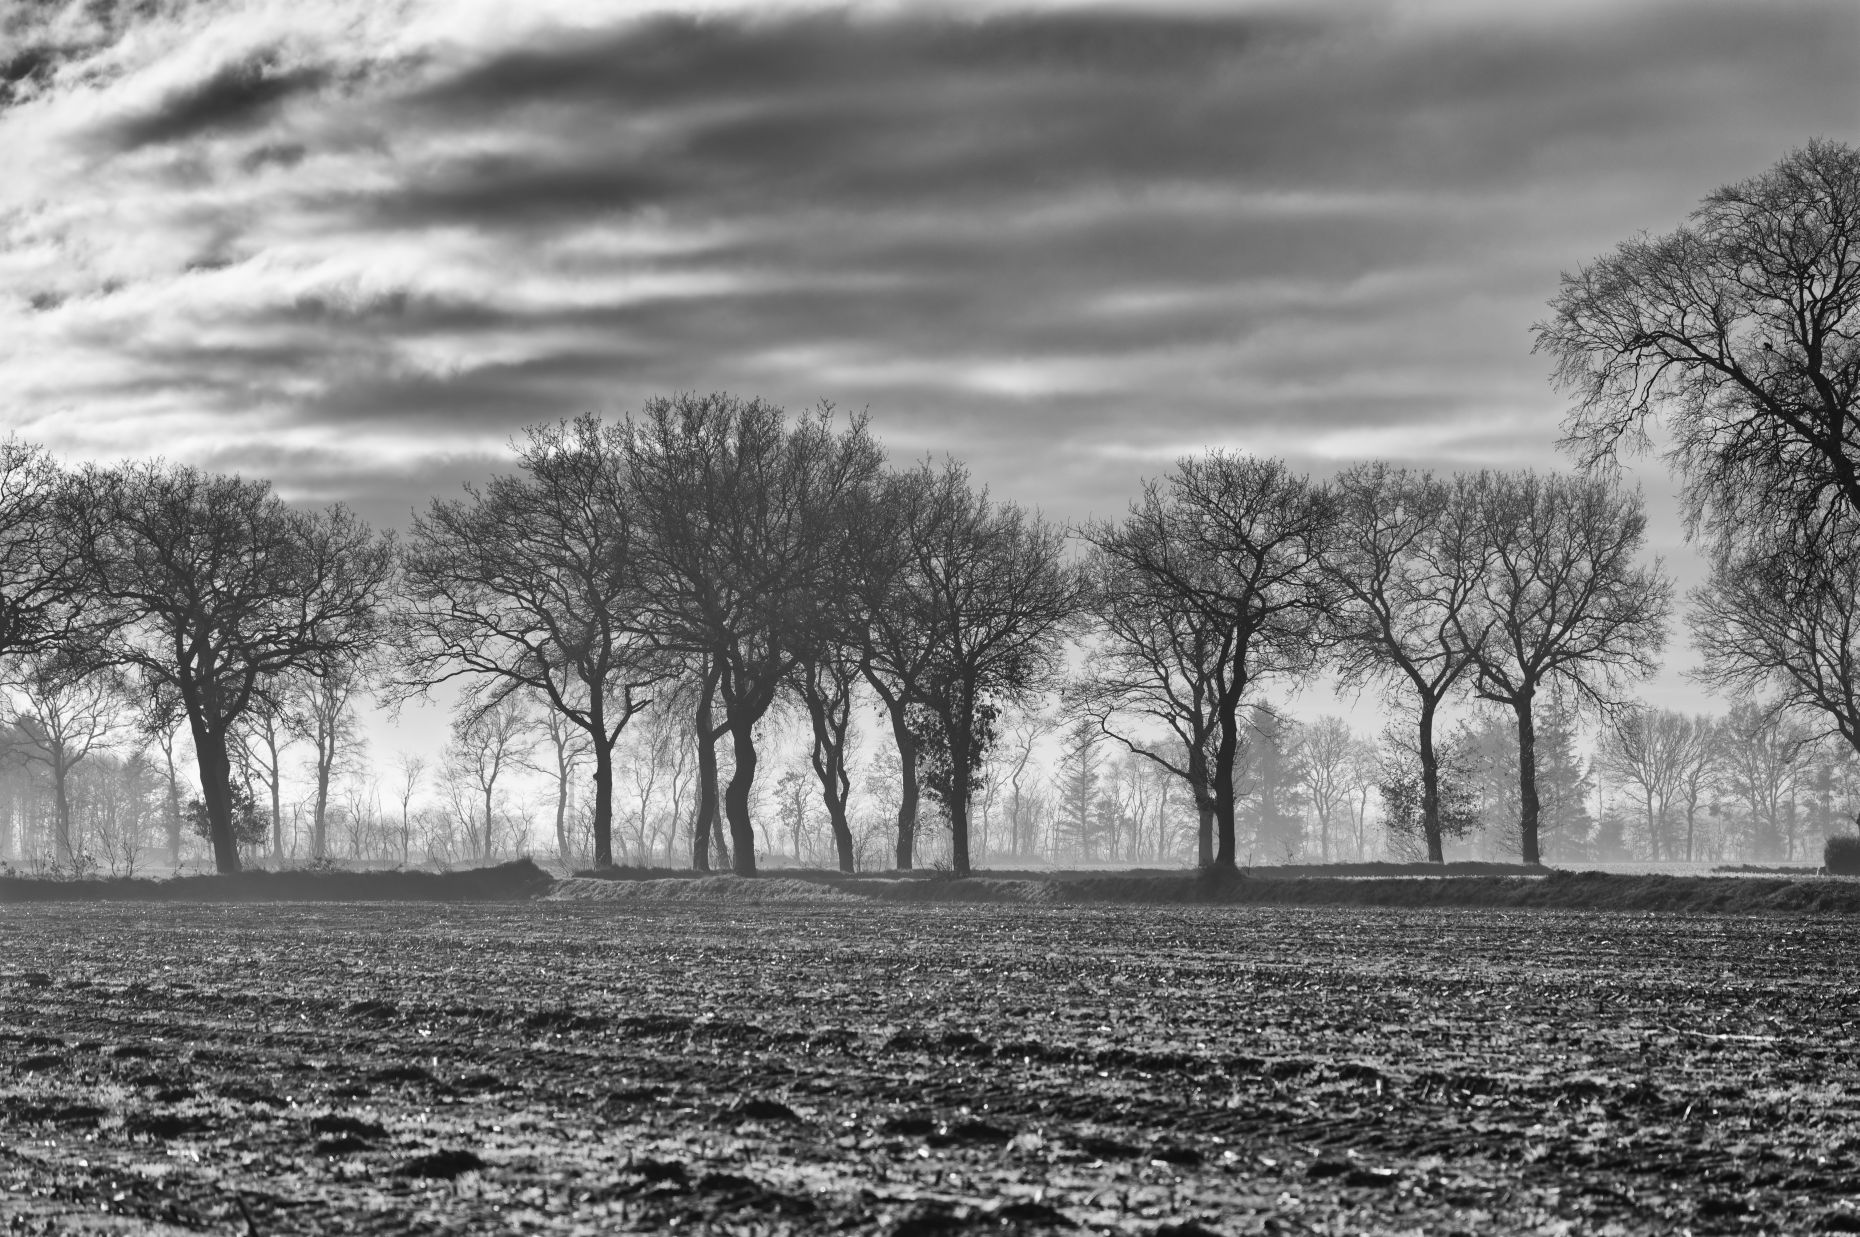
265 729 282 862
590 737 615 869
946 707 974 878
725 719 760 876
50 761 72 864
693 683 719 871
888 703 919 871
1188 742 1214 866
1418 700 1445 864
799 680 855 874
191 724 242 874
807 705 856 873
1211 708 1241 868
312 754 332 860
161 738 181 868
554 770 571 867
1645 788 1658 862
710 807 730 870
1515 697 1541 866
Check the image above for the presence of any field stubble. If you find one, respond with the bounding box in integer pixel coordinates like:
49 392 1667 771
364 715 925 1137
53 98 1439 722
1 900 1856 1235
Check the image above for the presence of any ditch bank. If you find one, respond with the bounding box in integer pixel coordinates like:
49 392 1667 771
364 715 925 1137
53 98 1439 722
7 860 1855 915
559 866 1860 915
0 857 553 903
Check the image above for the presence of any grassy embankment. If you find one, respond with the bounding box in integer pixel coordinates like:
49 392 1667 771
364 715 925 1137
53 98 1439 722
4 857 1857 914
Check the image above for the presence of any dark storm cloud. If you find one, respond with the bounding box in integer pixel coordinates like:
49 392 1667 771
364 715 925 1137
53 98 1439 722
101 47 329 149
358 155 672 230
367 2 1854 229
4 0 1857 534
400 10 1287 117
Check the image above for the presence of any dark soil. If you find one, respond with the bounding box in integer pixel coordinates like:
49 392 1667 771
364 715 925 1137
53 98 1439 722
3 900 1857 1234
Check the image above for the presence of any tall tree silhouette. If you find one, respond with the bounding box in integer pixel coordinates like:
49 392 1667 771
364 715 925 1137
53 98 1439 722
65 463 392 873
1325 464 1485 863
904 460 1079 878
1462 471 1671 865
1539 139 1860 557
1077 454 1331 869
1691 529 1860 758
625 394 884 876
399 416 663 868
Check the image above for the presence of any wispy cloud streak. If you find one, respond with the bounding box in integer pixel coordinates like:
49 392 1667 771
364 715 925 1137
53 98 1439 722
0 0 1853 528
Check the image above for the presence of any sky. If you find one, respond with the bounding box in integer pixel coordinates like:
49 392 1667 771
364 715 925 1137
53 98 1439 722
2 0 1857 723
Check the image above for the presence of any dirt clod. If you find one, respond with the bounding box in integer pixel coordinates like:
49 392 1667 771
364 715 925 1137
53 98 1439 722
396 1148 484 1179
734 1097 801 1122
310 1114 387 1140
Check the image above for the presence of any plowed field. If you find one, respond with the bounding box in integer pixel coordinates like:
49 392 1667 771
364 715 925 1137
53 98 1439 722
3 901 1856 1234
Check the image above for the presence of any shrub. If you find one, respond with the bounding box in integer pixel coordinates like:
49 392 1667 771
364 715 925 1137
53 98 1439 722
1824 835 1860 875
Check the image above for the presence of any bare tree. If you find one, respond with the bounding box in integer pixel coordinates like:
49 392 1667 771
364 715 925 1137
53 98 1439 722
285 663 368 860
392 751 425 866
64 463 392 872
1343 736 1381 860
1299 715 1361 865
994 709 1054 862
678 659 732 871
619 699 695 867
794 645 861 871
7 660 124 864
1719 700 1818 861
625 394 884 875
903 461 1080 878
1600 706 1701 862
1463 470 1672 864
1670 714 1720 863
1074 485 1228 866
1326 465 1485 862
1539 139 1860 557
0 441 83 661
1691 534 1860 757
1076 454 1332 869
527 694 592 869
232 693 289 862
442 696 536 864
859 467 942 869
399 416 664 869
137 681 189 868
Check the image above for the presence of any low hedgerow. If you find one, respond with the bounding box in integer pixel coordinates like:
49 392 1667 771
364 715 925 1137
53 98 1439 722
1825 835 1860 876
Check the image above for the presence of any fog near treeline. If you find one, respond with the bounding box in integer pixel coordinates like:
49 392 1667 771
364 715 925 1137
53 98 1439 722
0 410 1840 883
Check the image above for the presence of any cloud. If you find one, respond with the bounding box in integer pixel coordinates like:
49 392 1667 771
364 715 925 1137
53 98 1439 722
0 0 1854 540
100 46 329 150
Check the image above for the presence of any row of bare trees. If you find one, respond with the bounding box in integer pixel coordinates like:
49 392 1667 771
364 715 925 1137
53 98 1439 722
393 398 1079 879
0 409 1668 879
1074 460 1671 867
5 139 1859 879
1598 701 1860 865
0 396 1083 877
